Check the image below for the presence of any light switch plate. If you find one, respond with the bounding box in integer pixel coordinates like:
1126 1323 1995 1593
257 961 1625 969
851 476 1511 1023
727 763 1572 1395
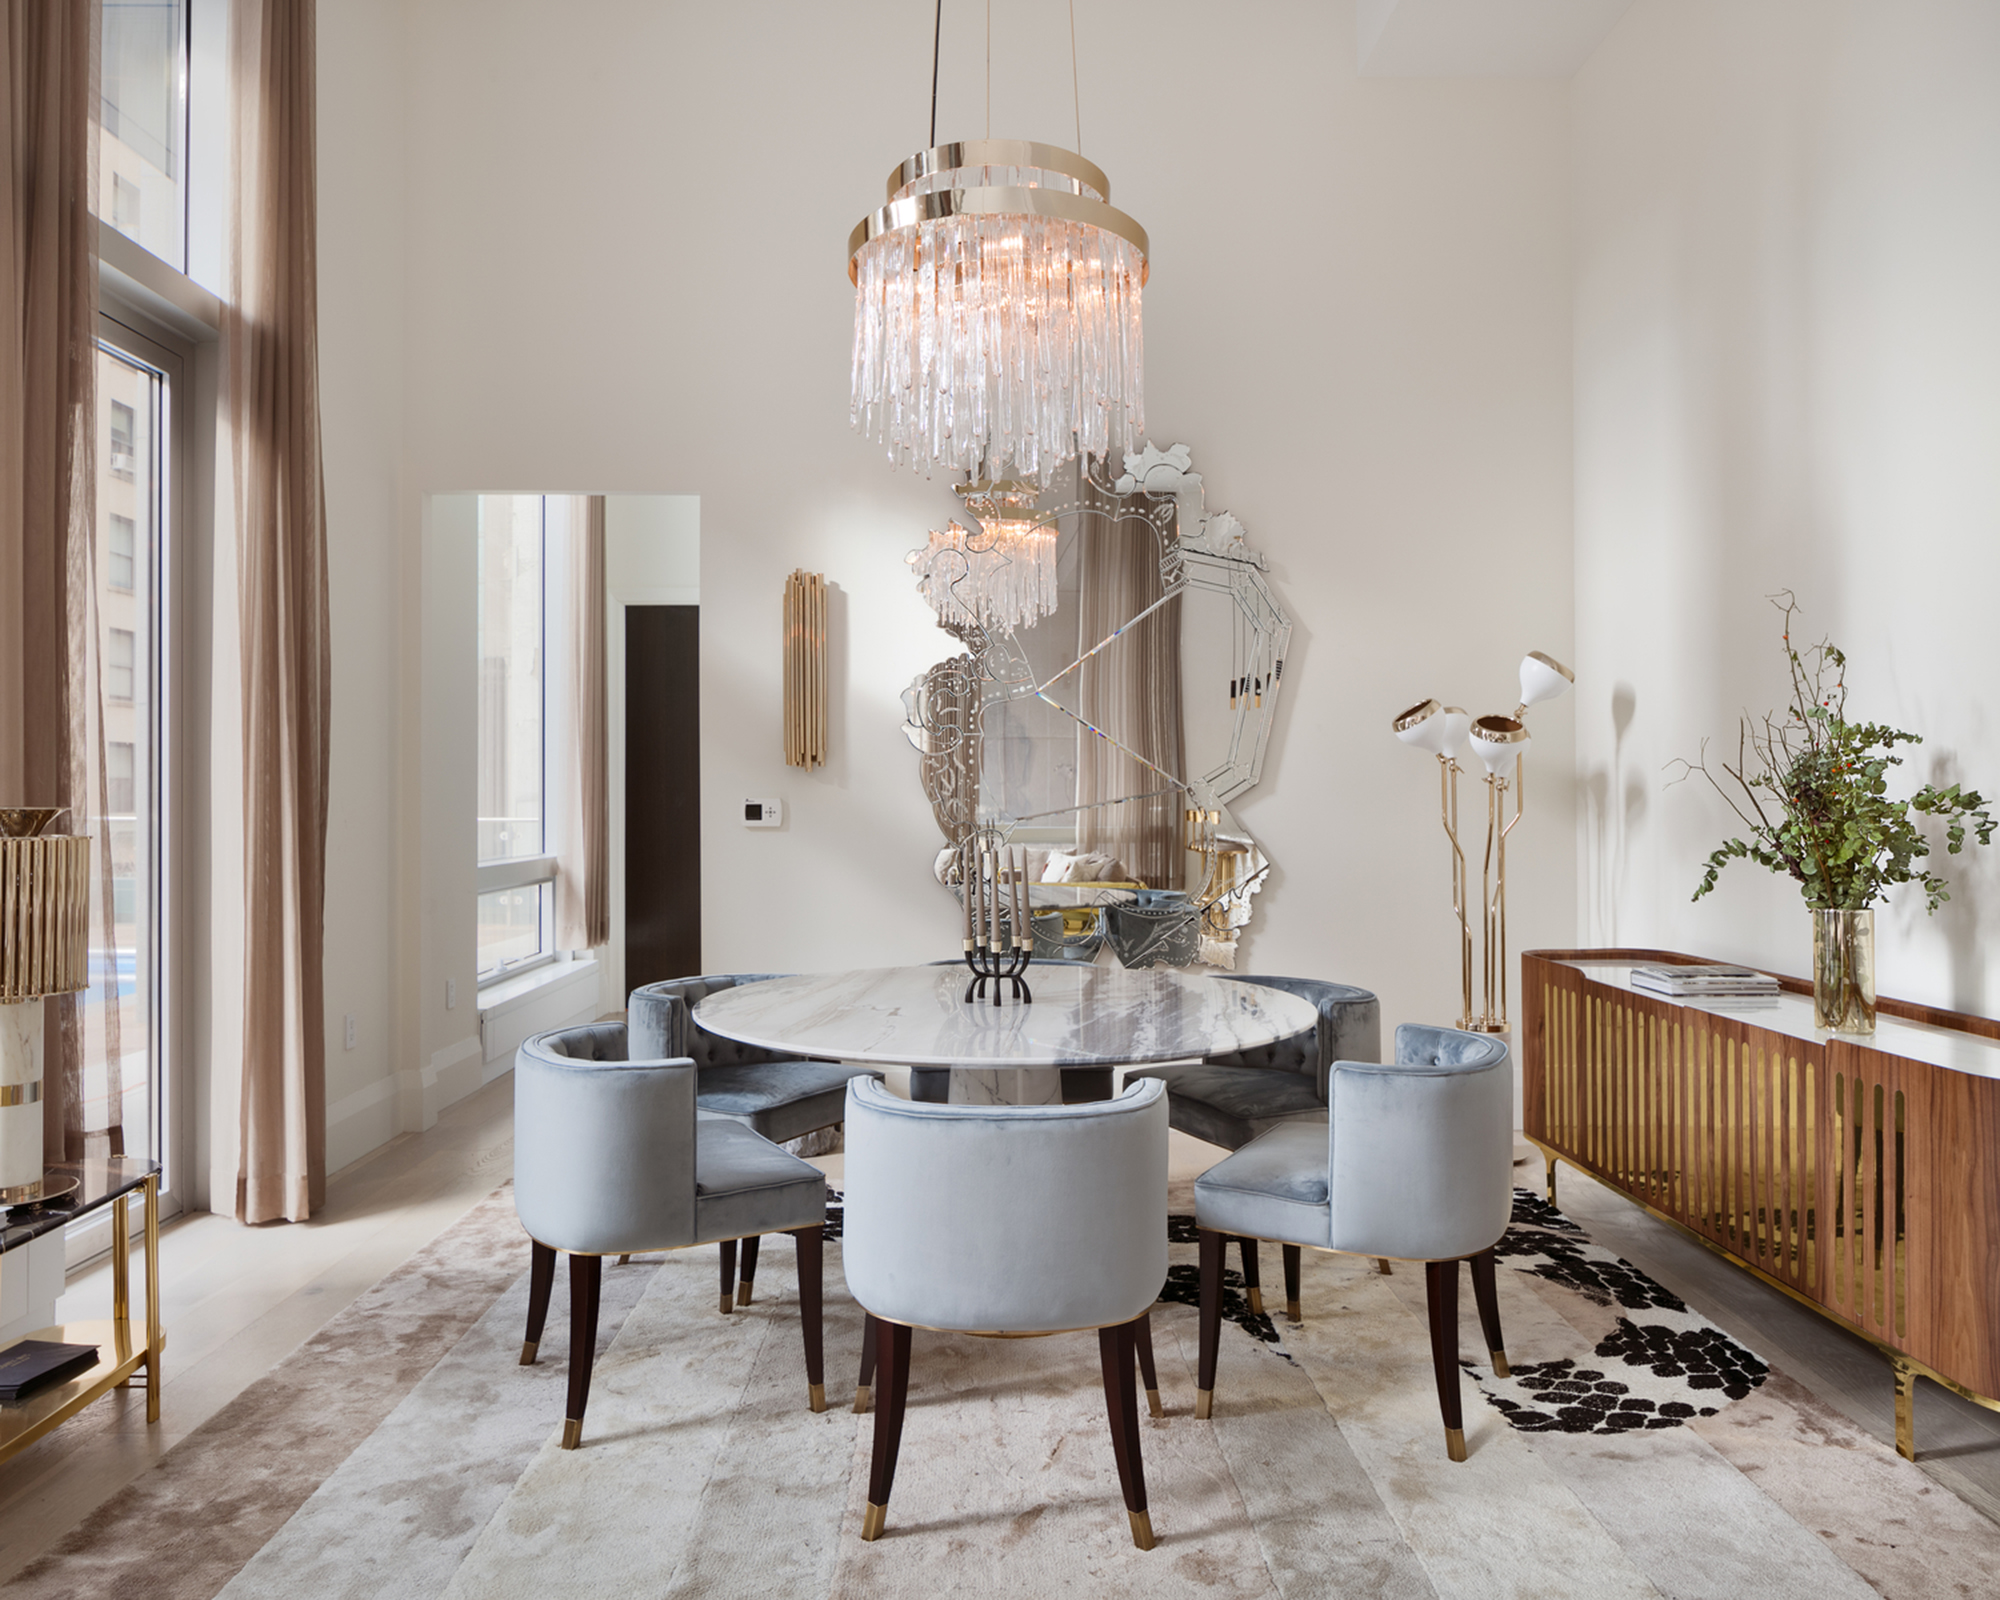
343 1014 357 1051
743 798 784 829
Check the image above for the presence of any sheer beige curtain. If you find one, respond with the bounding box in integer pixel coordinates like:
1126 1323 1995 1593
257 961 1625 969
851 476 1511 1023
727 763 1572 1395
1 0 109 1162
1074 465 1185 889
556 495 608 951
227 0 331 1223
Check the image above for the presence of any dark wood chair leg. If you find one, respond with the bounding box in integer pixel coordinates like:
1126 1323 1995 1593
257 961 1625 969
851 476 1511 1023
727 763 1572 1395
718 1237 737 1315
861 1319 912 1540
1196 1227 1224 1419
1376 1258 1393 1275
792 1226 825 1411
855 1311 879 1413
1098 1319 1155 1549
1281 1244 1302 1324
737 1235 760 1306
1133 1309 1164 1417
1425 1258 1467 1462
561 1252 602 1449
1469 1245 1509 1376
521 1239 556 1365
1237 1236 1264 1315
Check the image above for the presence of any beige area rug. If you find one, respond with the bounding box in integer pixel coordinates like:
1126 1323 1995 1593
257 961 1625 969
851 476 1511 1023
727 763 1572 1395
10 1185 2000 1600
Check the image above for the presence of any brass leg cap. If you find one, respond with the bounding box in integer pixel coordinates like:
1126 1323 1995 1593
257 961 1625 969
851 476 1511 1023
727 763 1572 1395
860 1502 888 1541
1375 1258 1393 1275
1286 1300 1302 1325
561 1418 583 1450
808 1382 826 1414
1146 1387 1165 1419
1194 1389 1213 1421
1246 1287 1264 1315
1445 1426 1467 1463
519 1340 538 1366
737 1281 754 1307
1491 1349 1510 1378
719 1295 733 1315
853 1384 871 1414
1129 1510 1156 1551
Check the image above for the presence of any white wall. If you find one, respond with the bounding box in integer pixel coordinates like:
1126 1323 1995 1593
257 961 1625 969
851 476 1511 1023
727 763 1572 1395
1573 0 2000 1012
310 0 1577 1171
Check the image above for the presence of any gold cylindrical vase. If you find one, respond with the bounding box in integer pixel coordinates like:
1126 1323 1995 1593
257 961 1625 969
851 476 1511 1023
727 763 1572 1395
1812 907 1875 1035
0 834 92 1201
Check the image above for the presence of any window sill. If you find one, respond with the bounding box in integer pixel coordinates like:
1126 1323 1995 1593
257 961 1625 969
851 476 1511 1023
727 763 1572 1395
477 955 600 1024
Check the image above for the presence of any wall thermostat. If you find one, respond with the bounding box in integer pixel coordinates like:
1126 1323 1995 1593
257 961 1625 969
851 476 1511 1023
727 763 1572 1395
743 798 784 828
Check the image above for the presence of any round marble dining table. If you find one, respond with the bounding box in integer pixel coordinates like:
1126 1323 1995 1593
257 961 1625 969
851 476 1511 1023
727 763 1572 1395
691 964 1320 1104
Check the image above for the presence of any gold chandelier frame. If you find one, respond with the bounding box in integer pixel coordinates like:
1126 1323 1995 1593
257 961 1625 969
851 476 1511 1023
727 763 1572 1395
847 138 1150 285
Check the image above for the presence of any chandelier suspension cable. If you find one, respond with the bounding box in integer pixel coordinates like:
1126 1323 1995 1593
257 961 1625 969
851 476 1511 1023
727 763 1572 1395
1068 0 1081 152
986 0 991 139
930 0 943 146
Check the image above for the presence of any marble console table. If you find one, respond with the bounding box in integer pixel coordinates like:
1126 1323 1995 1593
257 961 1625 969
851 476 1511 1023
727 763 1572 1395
693 965 1320 1104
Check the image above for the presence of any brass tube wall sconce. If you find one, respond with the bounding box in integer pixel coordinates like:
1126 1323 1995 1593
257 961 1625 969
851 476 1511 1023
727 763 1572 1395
783 570 828 769
1393 653 1571 1034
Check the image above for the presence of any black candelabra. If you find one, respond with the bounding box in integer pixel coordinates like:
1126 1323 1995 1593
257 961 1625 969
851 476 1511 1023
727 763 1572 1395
960 837 1033 1007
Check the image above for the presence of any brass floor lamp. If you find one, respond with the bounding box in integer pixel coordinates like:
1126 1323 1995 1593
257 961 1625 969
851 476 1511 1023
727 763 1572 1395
1394 653 1572 1033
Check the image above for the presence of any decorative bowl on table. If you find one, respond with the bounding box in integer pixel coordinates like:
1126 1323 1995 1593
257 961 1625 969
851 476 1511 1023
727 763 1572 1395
1104 903 1200 969
0 807 65 838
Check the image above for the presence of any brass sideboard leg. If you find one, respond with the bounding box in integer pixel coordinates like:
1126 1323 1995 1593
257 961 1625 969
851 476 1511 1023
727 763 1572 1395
1545 1155 1558 1208
1893 1358 1916 1461
144 1172 162 1424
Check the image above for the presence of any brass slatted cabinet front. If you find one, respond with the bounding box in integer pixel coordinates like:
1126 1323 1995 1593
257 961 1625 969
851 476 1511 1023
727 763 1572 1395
1522 951 2000 1461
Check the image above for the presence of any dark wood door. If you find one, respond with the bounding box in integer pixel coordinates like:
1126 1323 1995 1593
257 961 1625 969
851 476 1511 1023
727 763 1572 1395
625 605 700 988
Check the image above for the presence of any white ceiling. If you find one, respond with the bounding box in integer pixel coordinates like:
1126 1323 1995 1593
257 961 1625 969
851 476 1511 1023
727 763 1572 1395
1356 0 1637 78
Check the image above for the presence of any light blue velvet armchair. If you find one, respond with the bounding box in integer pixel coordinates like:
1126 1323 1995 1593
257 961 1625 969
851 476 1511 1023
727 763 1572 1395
512 1022 829 1448
1132 975 1381 1313
629 973 882 1303
1192 1024 1513 1461
841 1076 1170 1549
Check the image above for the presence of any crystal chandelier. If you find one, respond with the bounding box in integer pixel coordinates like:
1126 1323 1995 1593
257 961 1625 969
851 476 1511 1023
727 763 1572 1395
908 480 1059 634
848 136 1149 489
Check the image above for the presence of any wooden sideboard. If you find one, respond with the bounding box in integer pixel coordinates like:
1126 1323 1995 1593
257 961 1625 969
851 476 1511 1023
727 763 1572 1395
1521 949 2000 1461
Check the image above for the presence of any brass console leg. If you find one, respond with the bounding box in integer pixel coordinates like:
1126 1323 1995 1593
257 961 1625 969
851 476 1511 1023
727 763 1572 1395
1375 1258 1392 1277
1545 1156 1558 1208
1893 1358 1917 1461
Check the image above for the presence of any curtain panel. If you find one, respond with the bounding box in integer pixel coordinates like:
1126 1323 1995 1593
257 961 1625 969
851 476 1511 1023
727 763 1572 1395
2 0 112 1162
227 0 330 1223
1074 465 1186 889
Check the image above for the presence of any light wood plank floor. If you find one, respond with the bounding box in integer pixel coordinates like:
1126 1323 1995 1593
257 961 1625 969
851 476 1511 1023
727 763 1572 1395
0 1084 1993 1587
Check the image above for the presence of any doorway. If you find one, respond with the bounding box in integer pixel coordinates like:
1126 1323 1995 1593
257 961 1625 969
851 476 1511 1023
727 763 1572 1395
624 606 701 988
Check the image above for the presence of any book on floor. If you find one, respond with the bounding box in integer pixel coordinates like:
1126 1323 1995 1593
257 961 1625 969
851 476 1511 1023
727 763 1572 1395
0 1339 99 1402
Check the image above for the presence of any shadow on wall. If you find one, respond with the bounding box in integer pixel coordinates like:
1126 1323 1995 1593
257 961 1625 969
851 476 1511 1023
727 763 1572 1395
1581 681 1645 945
1916 746 1993 1020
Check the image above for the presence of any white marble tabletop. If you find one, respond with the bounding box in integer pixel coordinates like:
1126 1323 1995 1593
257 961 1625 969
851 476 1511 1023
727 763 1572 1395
690 965 1320 1068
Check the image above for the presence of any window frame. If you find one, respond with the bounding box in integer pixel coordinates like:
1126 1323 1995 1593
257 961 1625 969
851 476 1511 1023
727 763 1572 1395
475 497 557 988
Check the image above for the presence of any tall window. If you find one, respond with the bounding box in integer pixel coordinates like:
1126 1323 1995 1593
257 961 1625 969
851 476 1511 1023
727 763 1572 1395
475 496 552 980
101 0 189 269
87 341 166 1172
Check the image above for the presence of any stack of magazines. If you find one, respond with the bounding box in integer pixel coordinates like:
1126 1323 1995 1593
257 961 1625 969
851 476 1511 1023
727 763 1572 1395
1630 964 1779 1002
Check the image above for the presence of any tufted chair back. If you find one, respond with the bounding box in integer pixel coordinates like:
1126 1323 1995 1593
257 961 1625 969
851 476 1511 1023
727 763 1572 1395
842 1076 1169 1335
1323 1025 1512 1262
628 974 800 1067
514 1023 699 1256
1207 976 1381 1099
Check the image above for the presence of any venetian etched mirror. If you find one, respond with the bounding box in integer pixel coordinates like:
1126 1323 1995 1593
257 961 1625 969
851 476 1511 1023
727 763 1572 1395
901 445 1291 967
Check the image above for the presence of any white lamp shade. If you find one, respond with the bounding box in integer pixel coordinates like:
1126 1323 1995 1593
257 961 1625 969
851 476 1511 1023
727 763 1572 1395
1470 715 1529 775
1518 651 1574 711
1440 706 1472 761
1393 699 1445 754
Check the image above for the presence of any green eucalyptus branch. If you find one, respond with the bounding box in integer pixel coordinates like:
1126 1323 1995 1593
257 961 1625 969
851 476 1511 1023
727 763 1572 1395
1677 594 1994 914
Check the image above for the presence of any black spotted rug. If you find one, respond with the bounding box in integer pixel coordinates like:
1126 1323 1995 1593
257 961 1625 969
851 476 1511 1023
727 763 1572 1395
1465 1188 1768 1434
